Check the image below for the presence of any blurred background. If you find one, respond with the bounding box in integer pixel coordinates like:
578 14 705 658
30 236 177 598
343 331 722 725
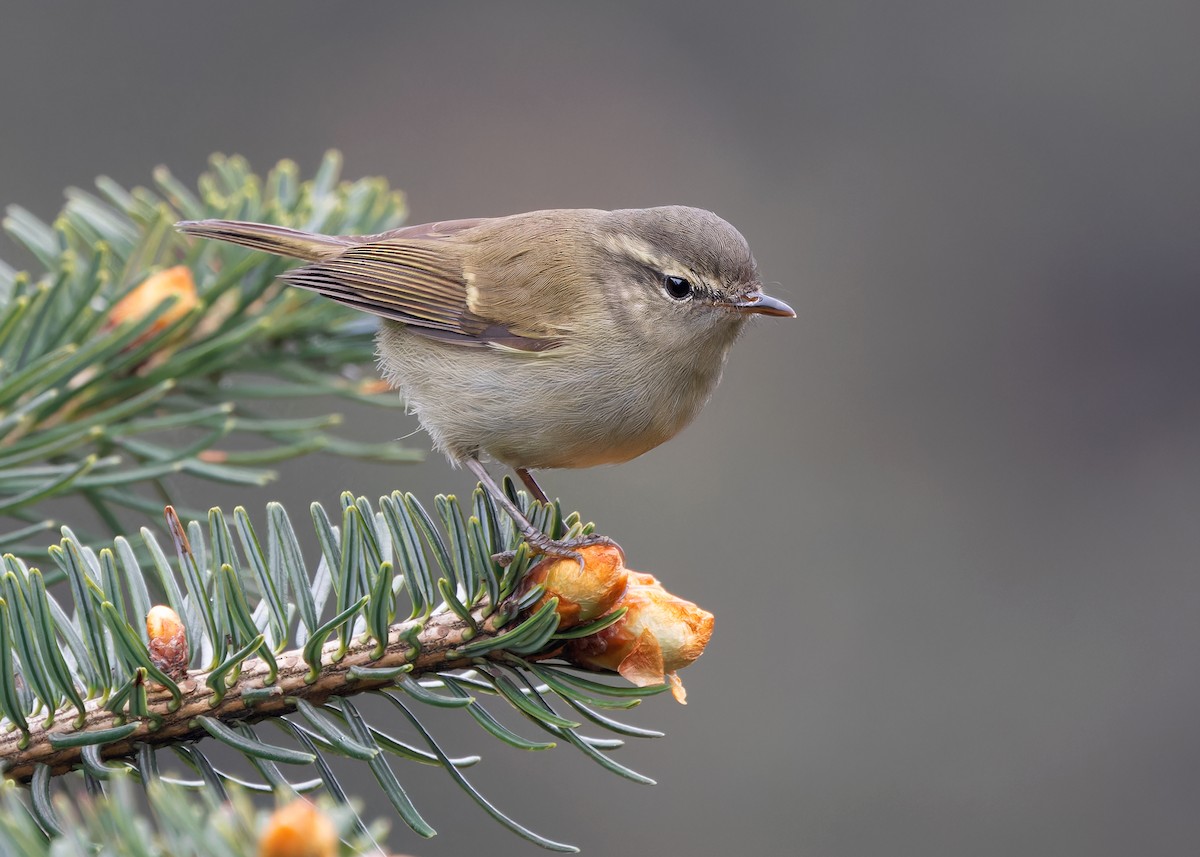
3 2 1199 854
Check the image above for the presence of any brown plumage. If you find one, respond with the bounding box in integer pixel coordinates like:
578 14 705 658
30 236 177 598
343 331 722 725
177 207 794 560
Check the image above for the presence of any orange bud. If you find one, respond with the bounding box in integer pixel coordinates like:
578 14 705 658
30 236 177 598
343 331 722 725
565 571 713 703
146 605 188 679
259 800 338 857
357 378 392 395
524 544 628 629
107 266 198 339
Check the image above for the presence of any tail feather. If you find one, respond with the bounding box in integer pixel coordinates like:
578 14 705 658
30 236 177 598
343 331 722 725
175 219 352 262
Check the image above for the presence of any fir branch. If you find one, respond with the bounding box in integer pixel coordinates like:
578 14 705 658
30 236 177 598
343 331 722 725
0 775 382 857
0 155 718 853
0 153 417 555
0 605 503 782
0 489 689 852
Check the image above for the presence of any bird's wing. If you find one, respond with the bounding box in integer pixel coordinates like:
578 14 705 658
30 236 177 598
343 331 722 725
279 236 568 353
353 217 491 243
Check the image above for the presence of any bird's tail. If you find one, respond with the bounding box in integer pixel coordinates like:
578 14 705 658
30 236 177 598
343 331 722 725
175 219 352 262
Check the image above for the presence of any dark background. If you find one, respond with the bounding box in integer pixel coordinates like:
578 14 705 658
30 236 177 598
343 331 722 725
3 2 1200 855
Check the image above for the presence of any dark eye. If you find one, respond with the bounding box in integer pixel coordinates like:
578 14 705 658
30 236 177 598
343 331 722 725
662 274 693 300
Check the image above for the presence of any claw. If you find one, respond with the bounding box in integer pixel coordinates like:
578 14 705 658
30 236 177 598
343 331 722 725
493 533 622 569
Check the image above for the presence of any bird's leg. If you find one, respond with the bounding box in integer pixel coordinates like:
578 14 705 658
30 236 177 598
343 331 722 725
464 458 620 566
515 467 550 504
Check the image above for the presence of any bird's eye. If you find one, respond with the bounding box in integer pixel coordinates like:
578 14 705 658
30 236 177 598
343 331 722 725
662 274 693 301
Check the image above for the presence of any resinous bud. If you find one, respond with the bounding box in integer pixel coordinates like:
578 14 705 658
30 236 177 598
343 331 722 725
524 544 629 629
565 571 714 704
258 799 338 857
107 265 198 339
145 604 189 680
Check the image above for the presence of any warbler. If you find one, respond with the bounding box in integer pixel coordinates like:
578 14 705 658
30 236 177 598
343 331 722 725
177 207 794 560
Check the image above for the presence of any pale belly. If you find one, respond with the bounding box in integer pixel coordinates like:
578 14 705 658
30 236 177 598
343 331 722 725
376 323 730 470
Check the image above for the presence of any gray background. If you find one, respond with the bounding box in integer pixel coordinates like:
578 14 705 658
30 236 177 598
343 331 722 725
3 2 1200 855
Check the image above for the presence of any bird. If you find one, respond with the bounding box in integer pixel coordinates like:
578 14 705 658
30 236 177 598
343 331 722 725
177 206 794 562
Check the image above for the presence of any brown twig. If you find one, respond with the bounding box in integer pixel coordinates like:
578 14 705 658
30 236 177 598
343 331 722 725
0 607 509 782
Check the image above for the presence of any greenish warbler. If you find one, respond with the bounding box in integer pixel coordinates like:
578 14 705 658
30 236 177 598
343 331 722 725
177 207 794 560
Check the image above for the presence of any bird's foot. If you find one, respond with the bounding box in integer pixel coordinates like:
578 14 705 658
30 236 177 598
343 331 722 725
492 532 624 568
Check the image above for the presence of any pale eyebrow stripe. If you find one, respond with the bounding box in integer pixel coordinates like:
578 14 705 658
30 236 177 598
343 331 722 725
598 232 698 283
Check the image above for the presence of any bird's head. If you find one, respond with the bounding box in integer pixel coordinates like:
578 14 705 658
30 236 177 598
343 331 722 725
597 206 794 351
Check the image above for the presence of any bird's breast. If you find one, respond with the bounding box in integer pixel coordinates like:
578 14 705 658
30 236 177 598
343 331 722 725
376 322 732 471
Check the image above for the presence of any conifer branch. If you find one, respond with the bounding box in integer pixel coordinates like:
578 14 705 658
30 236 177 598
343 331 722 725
2 604 508 781
0 153 416 560
0 156 718 853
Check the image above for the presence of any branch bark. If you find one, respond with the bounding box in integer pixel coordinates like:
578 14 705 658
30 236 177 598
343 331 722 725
0 607 509 781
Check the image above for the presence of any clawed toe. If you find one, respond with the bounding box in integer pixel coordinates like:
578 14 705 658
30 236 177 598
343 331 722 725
491 533 623 568
491 549 518 567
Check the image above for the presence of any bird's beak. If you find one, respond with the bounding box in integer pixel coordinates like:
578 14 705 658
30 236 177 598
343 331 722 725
731 290 796 318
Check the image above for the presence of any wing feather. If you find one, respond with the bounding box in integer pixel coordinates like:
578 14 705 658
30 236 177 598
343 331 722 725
278 237 564 352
